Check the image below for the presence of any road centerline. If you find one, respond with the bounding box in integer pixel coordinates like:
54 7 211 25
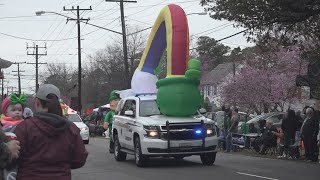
237 172 280 180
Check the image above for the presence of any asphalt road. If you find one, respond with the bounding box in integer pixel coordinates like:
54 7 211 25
72 138 319 180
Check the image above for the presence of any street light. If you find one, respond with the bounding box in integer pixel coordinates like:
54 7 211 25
35 11 122 35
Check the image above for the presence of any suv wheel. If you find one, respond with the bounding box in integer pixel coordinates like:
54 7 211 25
134 137 148 167
114 134 127 161
200 152 216 166
83 139 89 144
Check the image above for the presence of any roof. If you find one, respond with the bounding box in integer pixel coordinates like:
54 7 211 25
200 62 239 85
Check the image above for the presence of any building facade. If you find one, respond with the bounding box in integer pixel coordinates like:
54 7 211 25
200 62 241 107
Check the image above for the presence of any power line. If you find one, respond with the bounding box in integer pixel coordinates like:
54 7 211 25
0 15 39 19
0 32 78 41
126 0 168 17
189 29 249 51
91 0 199 12
84 17 121 47
194 22 233 36
196 24 235 37
90 4 118 19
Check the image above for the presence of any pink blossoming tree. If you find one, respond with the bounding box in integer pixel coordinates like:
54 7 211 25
221 46 307 114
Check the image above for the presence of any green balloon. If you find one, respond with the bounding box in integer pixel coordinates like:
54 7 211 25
156 77 202 117
188 59 201 70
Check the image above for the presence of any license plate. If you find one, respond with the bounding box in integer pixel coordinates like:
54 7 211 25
179 143 192 147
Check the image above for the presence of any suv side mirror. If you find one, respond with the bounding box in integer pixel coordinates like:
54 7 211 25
199 108 207 114
124 110 135 117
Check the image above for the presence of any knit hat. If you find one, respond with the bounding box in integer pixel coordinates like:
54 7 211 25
109 90 120 101
1 94 27 114
1 96 10 114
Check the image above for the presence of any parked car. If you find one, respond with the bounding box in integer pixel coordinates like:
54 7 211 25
214 111 253 130
237 112 253 130
244 112 285 130
67 113 90 144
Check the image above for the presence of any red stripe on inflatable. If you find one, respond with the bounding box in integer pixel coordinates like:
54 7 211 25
168 4 189 76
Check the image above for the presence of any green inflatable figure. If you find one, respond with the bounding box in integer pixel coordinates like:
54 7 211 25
156 59 203 117
104 90 120 154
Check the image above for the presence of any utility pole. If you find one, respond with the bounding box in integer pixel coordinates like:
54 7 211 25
27 43 47 92
12 62 26 94
64 6 91 114
106 0 137 88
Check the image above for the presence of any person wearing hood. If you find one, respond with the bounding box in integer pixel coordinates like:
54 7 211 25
14 84 88 180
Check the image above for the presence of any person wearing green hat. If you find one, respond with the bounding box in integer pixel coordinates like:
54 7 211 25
103 90 120 153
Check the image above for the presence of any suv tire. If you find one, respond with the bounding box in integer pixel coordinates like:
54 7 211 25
134 137 148 167
83 139 89 144
114 134 127 161
200 152 216 166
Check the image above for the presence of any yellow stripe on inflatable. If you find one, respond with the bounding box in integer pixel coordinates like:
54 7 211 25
137 6 173 75
164 7 173 76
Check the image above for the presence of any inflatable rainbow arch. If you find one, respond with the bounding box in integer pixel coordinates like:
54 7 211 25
131 4 202 117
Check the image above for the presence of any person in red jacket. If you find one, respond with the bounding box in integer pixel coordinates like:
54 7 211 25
14 84 88 180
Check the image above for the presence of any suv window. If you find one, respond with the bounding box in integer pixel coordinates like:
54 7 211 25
120 100 136 116
67 114 82 122
140 100 161 117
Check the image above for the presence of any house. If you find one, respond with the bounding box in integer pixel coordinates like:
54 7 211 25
200 62 241 107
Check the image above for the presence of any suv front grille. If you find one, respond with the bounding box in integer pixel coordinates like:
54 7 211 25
160 123 203 140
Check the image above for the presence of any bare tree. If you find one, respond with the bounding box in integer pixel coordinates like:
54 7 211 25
42 63 77 98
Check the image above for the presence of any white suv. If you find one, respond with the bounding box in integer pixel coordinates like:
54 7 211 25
112 95 218 167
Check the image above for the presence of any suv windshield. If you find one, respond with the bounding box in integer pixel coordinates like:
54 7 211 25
67 114 82 122
139 100 161 117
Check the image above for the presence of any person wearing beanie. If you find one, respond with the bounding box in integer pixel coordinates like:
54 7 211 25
104 90 120 153
1 94 26 131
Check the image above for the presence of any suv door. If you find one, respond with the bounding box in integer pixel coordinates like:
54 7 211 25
119 99 137 149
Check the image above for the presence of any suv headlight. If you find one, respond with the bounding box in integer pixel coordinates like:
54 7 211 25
205 124 216 137
143 125 160 138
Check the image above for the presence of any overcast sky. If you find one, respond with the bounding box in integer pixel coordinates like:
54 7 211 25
0 0 253 94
